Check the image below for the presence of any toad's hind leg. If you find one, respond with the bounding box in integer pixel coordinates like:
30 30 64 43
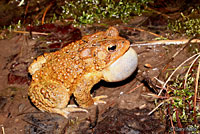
29 81 87 118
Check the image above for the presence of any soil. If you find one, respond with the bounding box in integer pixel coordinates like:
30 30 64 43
0 17 197 134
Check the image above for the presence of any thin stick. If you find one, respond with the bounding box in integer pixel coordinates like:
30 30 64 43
193 59 200 124
169 107 176 134
141 93 167 99
158 53 200 96
22 119 50 131
122 26 162 38
184 55 200 89
148 97 174 115
1 126 5 134
13 30 49 35
154 77 164 85
18 0 24 6
131 39 200 46
145 7 171 19
171 37 197 60
128 83 143 93
175 109 184 134
42 3 53 25
134 27 162 37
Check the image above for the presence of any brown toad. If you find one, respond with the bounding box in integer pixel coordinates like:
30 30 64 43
28 27 138 118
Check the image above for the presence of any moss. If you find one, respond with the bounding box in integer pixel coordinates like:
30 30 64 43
61 0 153 25
168 8 200 36
165 68 200 132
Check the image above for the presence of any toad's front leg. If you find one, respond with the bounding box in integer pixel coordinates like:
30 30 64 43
73 72 107 108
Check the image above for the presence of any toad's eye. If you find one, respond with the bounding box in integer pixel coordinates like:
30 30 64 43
108 45 117 52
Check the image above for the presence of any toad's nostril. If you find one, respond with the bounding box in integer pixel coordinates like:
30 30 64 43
108 45 117 52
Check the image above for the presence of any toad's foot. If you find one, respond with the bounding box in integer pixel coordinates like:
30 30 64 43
93 95 108 105
52 105 88 118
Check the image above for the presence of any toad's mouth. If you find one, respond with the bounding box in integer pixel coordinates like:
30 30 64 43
102 47 138 82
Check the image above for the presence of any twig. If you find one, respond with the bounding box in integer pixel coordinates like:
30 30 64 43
122 26 162 38
13 30 49 35
42 3 53 25
175 109 184 134
145 7 171 19
131 39 200 46
22 1 30 24
135 27 161 37
193 59 200 124
1 126 5 134
184 54 200 89
171 37 197 60
24 1 29 16
18 0 24 6
154 77 164 85
158 53 200 96
22 119 50 131
148 97 174 115
141 93 167 99
89 106 99 129
128 83 143 93
160 37 197 73
168 105 176 134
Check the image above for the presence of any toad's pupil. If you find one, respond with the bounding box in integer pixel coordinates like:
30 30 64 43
108 45 117 52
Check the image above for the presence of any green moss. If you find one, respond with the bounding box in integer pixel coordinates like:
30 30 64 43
168 8 200 36
61 0 153 25
165 68 200 132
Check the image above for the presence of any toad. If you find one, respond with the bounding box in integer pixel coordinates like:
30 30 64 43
28 27 138 118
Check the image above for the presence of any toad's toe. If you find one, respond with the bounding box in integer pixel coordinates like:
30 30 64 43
93 95 107 105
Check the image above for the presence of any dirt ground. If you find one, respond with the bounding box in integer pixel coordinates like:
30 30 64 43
0 17 196 134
